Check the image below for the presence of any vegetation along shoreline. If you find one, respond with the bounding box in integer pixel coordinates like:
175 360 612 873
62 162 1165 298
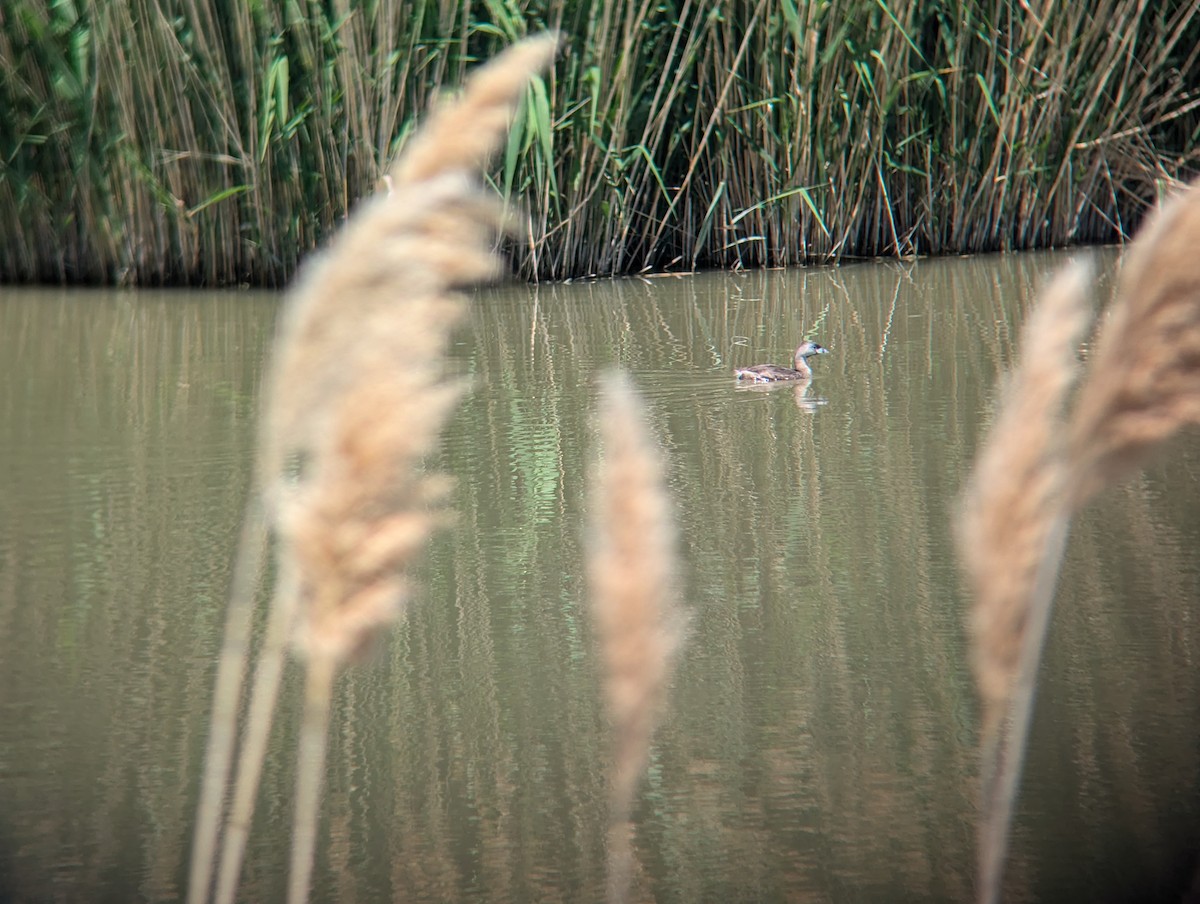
1 1 1198 287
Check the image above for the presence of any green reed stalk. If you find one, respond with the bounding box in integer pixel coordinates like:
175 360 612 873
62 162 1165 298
1 0 1197 285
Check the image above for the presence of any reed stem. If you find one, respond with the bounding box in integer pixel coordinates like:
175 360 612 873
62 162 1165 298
187 497 267 904
288 652 336 904
212 564 301 904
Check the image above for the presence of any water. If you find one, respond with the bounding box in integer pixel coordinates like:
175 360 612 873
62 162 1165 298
2 254 1200 902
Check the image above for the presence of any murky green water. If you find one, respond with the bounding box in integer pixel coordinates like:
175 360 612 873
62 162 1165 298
3 254 1200 902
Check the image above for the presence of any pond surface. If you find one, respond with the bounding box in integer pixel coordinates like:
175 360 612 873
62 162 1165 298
3 252 1200 903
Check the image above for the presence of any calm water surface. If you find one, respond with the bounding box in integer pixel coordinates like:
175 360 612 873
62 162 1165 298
3 253 1200 902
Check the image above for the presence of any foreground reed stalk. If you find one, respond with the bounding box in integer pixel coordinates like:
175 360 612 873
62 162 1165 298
589 373 684 904
957 261 1091 904
958 177 1200 904
187 35 558 904
186 499 268 904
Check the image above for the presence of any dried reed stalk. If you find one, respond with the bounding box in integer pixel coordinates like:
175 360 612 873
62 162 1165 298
186 498 268 904
960 177 1200 904
1067 177 1200 508
588 372 684 904
187 34 559 904
956 261 1093 904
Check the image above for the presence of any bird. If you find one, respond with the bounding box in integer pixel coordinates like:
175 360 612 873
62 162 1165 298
735 340 830 382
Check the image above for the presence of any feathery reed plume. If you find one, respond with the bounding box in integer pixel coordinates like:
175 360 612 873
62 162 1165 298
187 34 559 904
958 261 1093 729
955 261 1093 904
960 180 1200 904
588 372 685 904
1067 178 1200 509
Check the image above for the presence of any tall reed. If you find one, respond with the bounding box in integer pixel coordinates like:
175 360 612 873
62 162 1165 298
1 1 1197 285
958 177 1200 904
956 261 1092 904
187 34 558 904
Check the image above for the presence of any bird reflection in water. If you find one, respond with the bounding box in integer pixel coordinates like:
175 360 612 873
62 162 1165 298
735 377 828 412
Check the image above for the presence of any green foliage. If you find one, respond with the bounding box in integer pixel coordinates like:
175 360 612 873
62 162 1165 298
1 0 1198 285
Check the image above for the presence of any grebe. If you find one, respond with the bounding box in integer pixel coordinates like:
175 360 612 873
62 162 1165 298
735 340 830 382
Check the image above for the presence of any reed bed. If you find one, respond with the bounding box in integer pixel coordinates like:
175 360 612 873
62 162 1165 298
957 177 1200 904
2 1 1198 285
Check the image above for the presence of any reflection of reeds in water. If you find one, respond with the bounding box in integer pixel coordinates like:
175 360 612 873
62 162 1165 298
590 373 684 904
958 178 1200 904
187 35 558 904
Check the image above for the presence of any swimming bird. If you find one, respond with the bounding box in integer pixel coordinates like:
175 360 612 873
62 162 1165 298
735 340 830 382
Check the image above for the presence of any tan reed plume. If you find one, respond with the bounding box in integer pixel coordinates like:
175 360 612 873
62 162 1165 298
955 261 1093 904
1067 177 1200 509
957 261 1093 731
959 177 1200 904
588 372 685 904
187 34 559 904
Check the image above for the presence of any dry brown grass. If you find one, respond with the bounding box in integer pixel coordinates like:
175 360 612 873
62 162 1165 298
187 34 558 904
589 373 685 904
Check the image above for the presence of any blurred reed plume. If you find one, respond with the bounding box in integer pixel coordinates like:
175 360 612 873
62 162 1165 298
958 176 1200 904
1067 180 1200 508
956 261 1092 904
589 373 685 904
958 261 1092 731
187 34 559 904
